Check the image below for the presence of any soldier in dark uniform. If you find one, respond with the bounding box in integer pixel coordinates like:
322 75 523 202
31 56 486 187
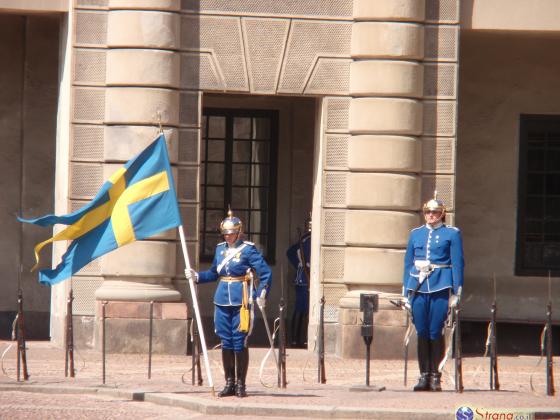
187 210 272 398
402 193 464 392
286 223 311 347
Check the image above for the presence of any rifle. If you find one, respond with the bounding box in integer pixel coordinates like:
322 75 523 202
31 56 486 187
278 265 287 388
16 289 29 381
318 296 326 384
191 317 203 386
489 275 499 390
546 272 555 397
297 228 310 284
454 299 463 393
65 289 75 378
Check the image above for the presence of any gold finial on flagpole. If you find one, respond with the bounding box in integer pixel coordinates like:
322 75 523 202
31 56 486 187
157 111 163 134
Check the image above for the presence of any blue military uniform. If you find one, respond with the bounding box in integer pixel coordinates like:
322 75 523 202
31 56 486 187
286 232 310 312
286 232 310 346
403 222 464 339
198 239 272 352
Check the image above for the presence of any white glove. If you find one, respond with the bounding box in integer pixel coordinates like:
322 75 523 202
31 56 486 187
256 289 267 309
402 296 411 312
185 269 198 283
449 294 460 308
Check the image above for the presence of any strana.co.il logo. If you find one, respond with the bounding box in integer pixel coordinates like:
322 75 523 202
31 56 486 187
456 406 474 420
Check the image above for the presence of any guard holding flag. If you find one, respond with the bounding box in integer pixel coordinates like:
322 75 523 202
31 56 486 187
402 192 464 392
187 210 272 398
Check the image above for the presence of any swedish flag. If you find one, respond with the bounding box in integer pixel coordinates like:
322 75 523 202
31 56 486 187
19 134 182 285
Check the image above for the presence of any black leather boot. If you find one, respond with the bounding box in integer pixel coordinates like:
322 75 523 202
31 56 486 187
218 349 236 397
430 372 442 392
429 337 445 391
235 348 249 398
291 312 304 347
413 337 431 391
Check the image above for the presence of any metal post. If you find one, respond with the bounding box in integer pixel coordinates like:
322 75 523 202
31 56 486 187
546 271 555 396
16 289 29 381
102 301 107 385
148 301 154 379
277 264 286 388
65 289 75 378
454 305 463 393
318 296 326 384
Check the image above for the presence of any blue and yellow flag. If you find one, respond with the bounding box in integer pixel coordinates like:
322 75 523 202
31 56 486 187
19 134 182 285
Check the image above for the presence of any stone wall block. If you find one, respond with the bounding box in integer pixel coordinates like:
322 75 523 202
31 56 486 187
104 125 179 162
108 0 180 11
345 210 419 247
100 241 176 277
343 248 406 285
347 172 420 209
353 0 425 22
161 302 188 320
350 60 423 98
349 97 423 135
106 49 180 88
351 22 424 59
107 10 180 49
348 135 421 172
105 87 179 125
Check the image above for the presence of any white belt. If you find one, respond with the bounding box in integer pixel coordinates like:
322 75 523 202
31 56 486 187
412 261 452 284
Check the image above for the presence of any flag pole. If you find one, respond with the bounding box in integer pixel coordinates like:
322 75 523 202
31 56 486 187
178 225 214 394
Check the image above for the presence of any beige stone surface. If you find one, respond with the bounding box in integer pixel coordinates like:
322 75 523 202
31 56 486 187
462 0 560 31
95 279 181 302
353 0 424 22
99 241 176 277
102 301 163 319
457 31 560 322
104 125 179 162
350 60 423 98
349 97 422 135
106 49 180 88
105 87 180 125
107 10 180 49
343 247 406 285
345 210 418 247
108 0 180 11
0 0 67 12
348 135 421 172
347 173 420 209
351 22 423 59
161 302 188 320
337 323 409 359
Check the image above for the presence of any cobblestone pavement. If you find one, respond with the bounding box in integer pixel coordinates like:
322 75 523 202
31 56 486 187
0 341 558 419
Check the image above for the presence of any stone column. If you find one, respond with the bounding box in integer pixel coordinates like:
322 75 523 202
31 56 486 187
337 0 425 358
93 1 182 303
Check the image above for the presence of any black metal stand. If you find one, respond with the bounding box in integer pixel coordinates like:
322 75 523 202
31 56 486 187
350 294 384 392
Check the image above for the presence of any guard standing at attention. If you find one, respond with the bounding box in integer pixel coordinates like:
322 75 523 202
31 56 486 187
402 192 464 392
286 221 311 347
186 209 272 398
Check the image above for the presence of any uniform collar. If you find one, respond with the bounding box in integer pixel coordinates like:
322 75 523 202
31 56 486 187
426 222 444 230
227 239 243 249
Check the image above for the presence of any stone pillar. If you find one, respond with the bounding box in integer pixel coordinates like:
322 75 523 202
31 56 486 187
65 0 195 352
337 0 425 358
94 1 182 304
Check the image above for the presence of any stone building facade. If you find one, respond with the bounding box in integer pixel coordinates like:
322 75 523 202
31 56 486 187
0 0 558 357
